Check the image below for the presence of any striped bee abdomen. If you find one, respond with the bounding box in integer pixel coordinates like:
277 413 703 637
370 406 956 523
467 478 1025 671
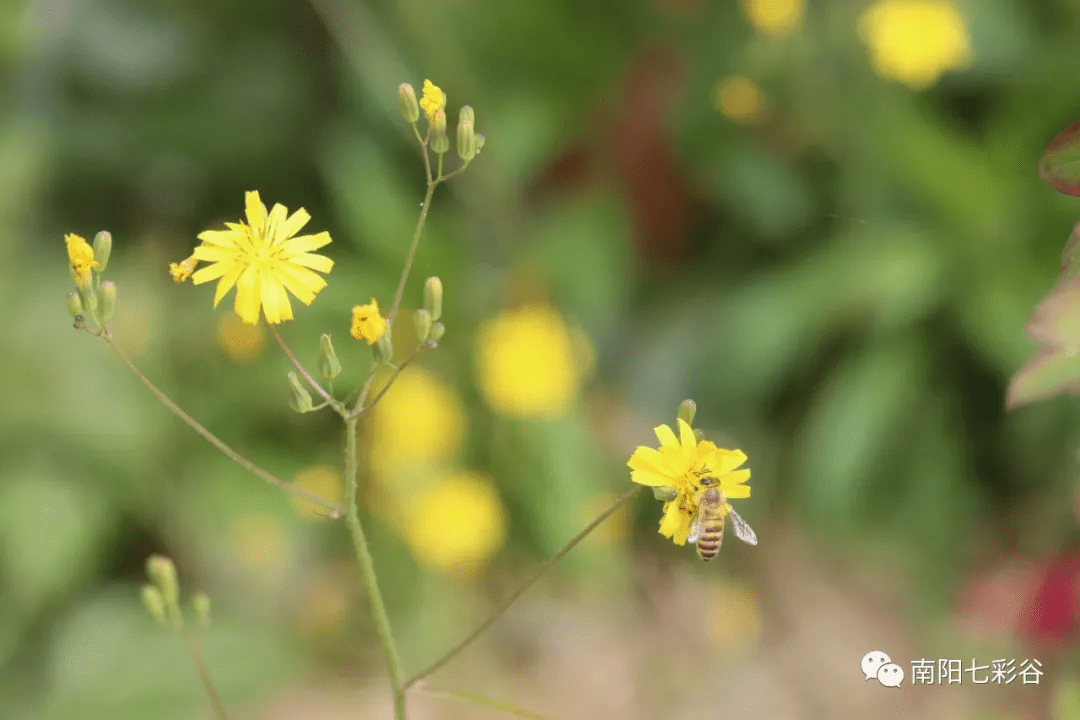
694 516 724 561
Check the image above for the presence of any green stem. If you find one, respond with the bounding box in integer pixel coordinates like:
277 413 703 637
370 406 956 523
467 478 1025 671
184 635 228 720
403 486 642 689
99 333 344 518
413 124 433 185
344 418 406 719
347 341 432 420
387 179 438 326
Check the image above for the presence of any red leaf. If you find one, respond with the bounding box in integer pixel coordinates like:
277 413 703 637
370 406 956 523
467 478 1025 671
1039 121 1080 196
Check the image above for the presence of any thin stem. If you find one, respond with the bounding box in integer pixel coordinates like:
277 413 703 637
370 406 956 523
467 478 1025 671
436 152 444 182
413 124 433 185
417 687 552 720
347 341 433 420
404 486 642 689
99 333 344 518
388 180 438 325
184 635 228 720
344 418 406 719
438 163 470 183
268 326 343 415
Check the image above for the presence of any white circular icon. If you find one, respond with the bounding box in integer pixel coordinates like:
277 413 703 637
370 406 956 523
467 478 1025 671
861 650 891 680
876 662 904 687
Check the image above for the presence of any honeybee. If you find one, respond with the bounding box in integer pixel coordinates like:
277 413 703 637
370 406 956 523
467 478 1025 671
687 476 758 561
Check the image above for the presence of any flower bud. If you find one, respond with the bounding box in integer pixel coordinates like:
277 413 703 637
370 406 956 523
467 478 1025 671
145 554 182 629
431 108 449 154
141 584 168 627
678 399 697 427
457 106 476 163
65 291 84 318
398 83 420 123
99 281 116 323
92 231 112 271
423 276 443 320
429 321 445 343
318 333 342 380
652 485 678 502
413 308 432 343
287 372 314 413
192 593 212 628
694 428 705 441
375 325 394 363
474 133 485 155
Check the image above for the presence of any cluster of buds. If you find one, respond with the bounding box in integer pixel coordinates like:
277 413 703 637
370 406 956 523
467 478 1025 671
414 275 445 345
64 231 116 331
141 554 211 632
399 80 485 167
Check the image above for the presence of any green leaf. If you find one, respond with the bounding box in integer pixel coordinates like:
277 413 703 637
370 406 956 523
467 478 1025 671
421 687 554 720
1039 121 1080 196
1026 276 1080 351
1006 348 1080 409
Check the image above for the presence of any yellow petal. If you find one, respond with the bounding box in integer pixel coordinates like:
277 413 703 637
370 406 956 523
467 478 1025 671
192 245 239 262
721 469 751 499
281 207 311 239
273 263 320 305
266 203 289 244
192 260 235 285
196 229 244 247
653 423 678 450
658 499 682 538
713 448 748 476
283 231 332 254
234 266 262 324
213 263 245 306
244 191 267 233
677 418 697 465
287 251 334 274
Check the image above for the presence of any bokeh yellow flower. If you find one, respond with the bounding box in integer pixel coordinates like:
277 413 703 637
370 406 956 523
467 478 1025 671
419 79 445 119
475 304 588 418
582 492 632 545
169 255 198 283
290 465 344 520
742 0 803 35
715 75 763 124
704 579 762 650
216 312 265 363
858 0 972 90
368 366 466 479
350 298 387 345
399 471 507 574
228 512 291 573
627 419 751 545
65 233 99 286
189 190 334 325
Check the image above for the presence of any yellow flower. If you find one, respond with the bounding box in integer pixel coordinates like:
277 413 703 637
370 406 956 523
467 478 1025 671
715 75 763 124
65 233 99 285
742 0 803 35
290 465 345 519
169 255 198 283
858 0 972 90
350 298 387 345
368 366 466 480
190 190 334 325
475 304 588 418
400 471 507 574
228 513 291 573
419 79 445 119
627 419 751 545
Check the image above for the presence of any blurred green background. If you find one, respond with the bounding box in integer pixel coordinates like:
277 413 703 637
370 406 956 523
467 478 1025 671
6 0 1080 718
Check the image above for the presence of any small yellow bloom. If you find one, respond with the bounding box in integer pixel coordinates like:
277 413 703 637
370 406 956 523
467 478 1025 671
350 298 387 345
189 190 334 325
400 471 507 574
169 255 198 283
65 233 99 284
419 79 445 119
742 0 803 35
475 304 587 418
228 513 291 573
627 418 751 546
858 0 972 90
715 75 763 124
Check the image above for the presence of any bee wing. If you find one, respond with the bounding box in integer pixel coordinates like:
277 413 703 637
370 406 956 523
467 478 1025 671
687 507 704 544
724 505 758 546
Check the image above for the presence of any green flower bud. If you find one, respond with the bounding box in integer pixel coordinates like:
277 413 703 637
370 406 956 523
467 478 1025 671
192 593 211 628
457 106 476 163
431 108 449 154
694 429 705 441
92 231 112 271
678 399 697 427
429 321 445 343
413 308 432 342
99 281 116 323
423 276 443 320
398 83 420 124
474 133 485 155
375 325 394 363
318 333 342 380
73 268 96 311
652 485 678 502
141 584 168 627
287 372 314 413
65 291 84 318
145 554 182 629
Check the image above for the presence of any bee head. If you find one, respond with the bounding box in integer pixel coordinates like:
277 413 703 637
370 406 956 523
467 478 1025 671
699 476 717 487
